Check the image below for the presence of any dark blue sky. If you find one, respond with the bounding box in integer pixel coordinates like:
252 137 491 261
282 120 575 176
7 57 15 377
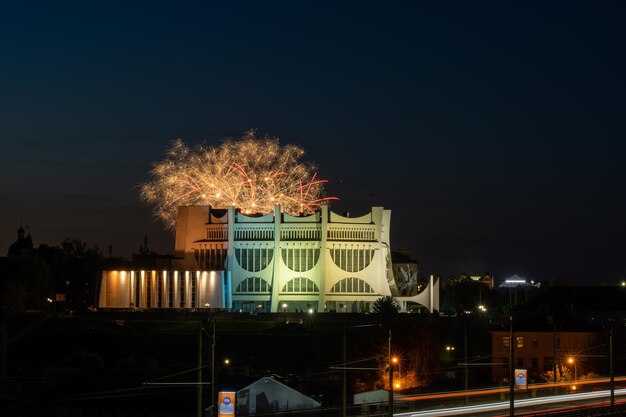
1 1 625 284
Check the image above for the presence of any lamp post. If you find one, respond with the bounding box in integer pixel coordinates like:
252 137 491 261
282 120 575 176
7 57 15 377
553 319 557 395
464 318 468 405
610 318 615 410
509 315 514 417
282 302 288 323
211 319 216 417
198 321 204 417
388 329 393 417
567 357 577 384
392 356 401 378
342 322 346 417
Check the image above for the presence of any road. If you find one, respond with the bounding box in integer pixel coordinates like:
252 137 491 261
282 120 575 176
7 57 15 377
395 387 626 417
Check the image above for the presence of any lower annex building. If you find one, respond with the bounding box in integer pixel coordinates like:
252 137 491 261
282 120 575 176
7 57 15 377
98 204 439 313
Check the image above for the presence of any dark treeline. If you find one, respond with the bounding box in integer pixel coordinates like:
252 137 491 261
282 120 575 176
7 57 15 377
1 238 104 312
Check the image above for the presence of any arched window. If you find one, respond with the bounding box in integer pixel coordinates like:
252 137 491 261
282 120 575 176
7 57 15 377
281 248 320 272
330 247 376 272
235 277 271 293
281 277 319 293
330 277 374 294
235 248 274 272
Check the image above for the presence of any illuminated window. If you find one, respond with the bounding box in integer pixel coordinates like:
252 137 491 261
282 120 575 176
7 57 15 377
502 337 510 348
281 277 319 293
330 246 376 272
281 248 320 272
235 277 271 293
235 248 274 272
330 277 374 294
517 337 524 348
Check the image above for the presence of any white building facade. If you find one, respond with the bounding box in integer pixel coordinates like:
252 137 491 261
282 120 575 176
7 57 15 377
99 205 439 313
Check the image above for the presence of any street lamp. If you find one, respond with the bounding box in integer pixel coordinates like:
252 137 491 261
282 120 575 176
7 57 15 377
568 357 577 384
392 356 401 378
282 303 288 323
388 330 393 417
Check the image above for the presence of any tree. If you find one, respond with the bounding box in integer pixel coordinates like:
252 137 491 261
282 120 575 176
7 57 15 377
38 239 103 309
372 295 400 336
372 296 400 316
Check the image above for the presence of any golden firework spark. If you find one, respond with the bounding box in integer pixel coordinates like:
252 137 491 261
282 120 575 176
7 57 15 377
140 130 338 229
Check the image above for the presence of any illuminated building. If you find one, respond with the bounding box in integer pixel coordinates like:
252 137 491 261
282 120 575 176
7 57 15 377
99 205 439 313
490 319 602 383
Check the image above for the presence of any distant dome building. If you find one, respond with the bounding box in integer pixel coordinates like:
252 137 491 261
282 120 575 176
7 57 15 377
7 226 34 260
98 205 439 313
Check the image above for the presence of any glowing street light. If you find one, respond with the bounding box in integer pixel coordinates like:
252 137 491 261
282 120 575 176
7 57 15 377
392 356 401 378
282 303 288 323
568 357 577 384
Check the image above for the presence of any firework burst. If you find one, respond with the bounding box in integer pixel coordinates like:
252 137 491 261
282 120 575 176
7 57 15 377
140 130 338 229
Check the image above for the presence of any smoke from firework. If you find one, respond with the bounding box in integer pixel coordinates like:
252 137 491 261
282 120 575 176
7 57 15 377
140 130 338 230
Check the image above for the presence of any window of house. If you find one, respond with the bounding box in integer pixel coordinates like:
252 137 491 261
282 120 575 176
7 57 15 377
532 339 538 348
503 337 510 348
543 357 553 372
516 337 524 348
532 358 539 369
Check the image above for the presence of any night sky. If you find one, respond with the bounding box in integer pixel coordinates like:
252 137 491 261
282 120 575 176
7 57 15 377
1 1 625 285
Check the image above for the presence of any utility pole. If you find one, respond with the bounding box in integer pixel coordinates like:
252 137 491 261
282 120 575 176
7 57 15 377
464 318 468 405
509 315 514 417
610 318 615 410
342 322 347 417
212 319 217 417
553 318 557 396
198 321 204 417
388 329 393 417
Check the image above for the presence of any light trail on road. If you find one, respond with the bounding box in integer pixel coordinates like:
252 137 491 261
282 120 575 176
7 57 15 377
394 387 626 417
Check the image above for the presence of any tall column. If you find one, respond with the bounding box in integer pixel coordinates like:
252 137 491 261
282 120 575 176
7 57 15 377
270 205 282 312
320 204 329 311
226 206 236 310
